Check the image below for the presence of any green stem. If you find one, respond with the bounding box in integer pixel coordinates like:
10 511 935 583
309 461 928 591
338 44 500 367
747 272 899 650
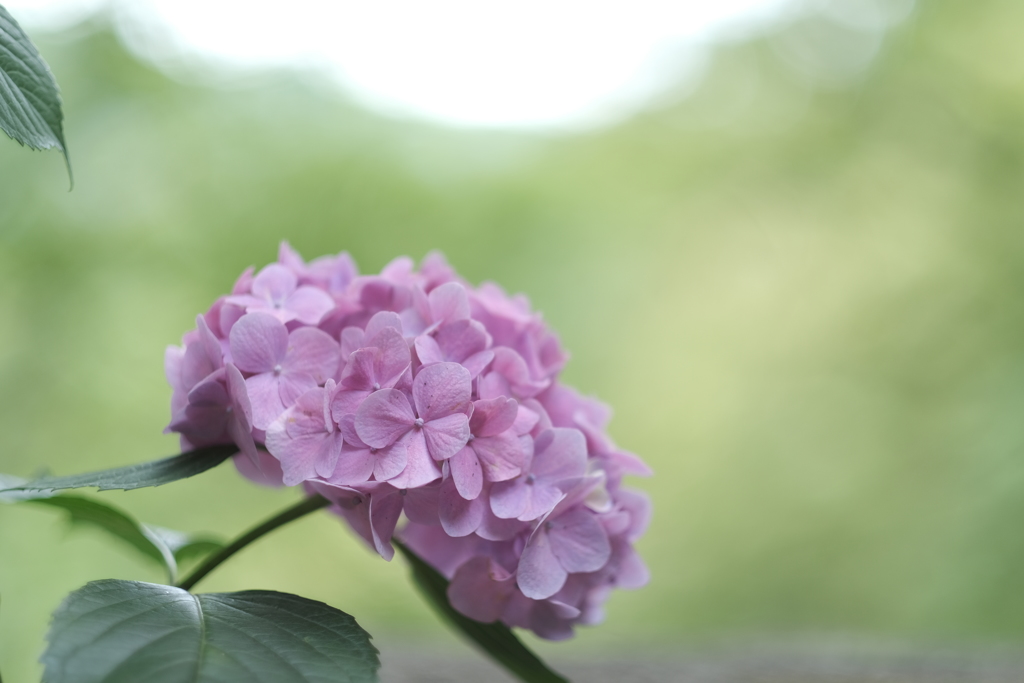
176 494 331 591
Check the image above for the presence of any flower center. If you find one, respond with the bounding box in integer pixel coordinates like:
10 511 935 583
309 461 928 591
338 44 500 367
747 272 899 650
372 382 380 391
273 364 283 376
414 418 425 429
525 473 536 485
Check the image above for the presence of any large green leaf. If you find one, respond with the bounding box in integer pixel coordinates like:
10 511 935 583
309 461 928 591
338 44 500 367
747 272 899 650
0 444 237 493
0 4 69 176
0 476 222 582
394 540 569 683
43 580 380 683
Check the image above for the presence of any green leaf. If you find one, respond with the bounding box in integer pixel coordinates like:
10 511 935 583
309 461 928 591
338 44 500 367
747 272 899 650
394 540 569 683
43 580 381 683
0 443 237 493
0 4 70 180
0 476 223 582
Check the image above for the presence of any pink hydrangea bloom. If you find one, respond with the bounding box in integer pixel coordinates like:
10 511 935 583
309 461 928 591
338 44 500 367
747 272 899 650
164 244 651 640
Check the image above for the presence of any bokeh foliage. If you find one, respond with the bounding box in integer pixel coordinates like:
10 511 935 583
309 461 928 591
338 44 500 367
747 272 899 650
3 0 1024 679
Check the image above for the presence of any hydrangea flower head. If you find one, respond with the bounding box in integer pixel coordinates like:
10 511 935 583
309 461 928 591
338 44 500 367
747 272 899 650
166 244 651 639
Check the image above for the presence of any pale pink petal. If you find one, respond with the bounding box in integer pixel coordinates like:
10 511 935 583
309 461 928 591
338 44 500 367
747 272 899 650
195 315 224 369
373 328 412 386
315 431 343 478
225 363 258 464
181 340 219 390
369 487 404 561
284 327 339 382
428 282 470 324
402 485 440 525
473 431 526 482
364 311 404 341
413 334 444 365
461 350 495 379
412 362 472 420
422 413 471 461
252 263 297 302
286 286 335 324
439 475 483 537
328 446 375 485
245 373 286 430
339 327 365 358
547 507 611 573
518 530 568 600
229 313 287 373
489 479 528 520
232 451 284 487
278 372 317 411
330 389 369 420
521 482 565 522
612 542 650 590
387 432 441 488
219 302 246 337
434 319 489 361
449 446 483 500
448 556 515 623
354 388 415 448
533 428 588 481
372 439 409 482
470 397 518 437
476 508 527 541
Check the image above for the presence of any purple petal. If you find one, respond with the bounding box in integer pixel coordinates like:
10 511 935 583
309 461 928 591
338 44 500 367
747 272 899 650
547 507 611 573
372 439 409 482
476 508 527 541
252 263 297 302
470 397 518 437
422 413 471 461
327 446 376 485
434 319 489 362
447 556 515 623
195 315 224 369
278 372 317 411
284 327 339 382
412 362 472 421
225 363 258 464
245 373 286 430
330 389 369 420
449 446 483 500
285 286 335 325
402 485 440 525
461 350 495 379
489 479 528 520
339 326 365 358
414 335 444 365
387 432 441 488
232 451 284 487
473 431 526 482
181 339 219 391
533 428 588 482
439 474 483 537
373 327 412 386
364 310 404 341
354 388 415 448
521 482 565 522
428 282 470 324
518 529 568 600
229 313 288 373
369 487 404 561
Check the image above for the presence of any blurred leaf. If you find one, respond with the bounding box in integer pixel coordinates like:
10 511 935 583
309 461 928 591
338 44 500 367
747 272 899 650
0 475 222 582
43 580 381 683
0 4 69 179
394 540 569 683
0 444 237 493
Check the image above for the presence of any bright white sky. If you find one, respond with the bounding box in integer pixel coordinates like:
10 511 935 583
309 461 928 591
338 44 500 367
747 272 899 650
8 0 794 128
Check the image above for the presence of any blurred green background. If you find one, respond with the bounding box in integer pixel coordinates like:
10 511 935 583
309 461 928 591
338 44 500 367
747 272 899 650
4 0 1024 679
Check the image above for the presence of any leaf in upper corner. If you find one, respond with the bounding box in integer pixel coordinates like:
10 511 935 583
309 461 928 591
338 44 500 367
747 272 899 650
394 540 569 683
0 4 70 179
0 443 237 493
43 580 381 683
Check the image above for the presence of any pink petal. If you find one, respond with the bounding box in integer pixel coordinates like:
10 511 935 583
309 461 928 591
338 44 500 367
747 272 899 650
285 286 335 324
435 319 489 362
422 413 471 461
284 327 339 382
470 397 519 437
447 556 515 623
369 487 404 561
373 327 412 386
278 372 318 411
439 474 483 537
181 339 219 390
461 350 495 379
327 446 375 485
364 310 404 341
229 313 288 373
473 431 526 482
518 529 568 600
533 428 587 482
252 263 297 302
195 315 224 370
413 335 444 365
339 326 365 358
449 446 483 500
476 509 527 541
245 373 286 430
520 481 565 522
354 388 414 448
387 432 441 488
225 363 258 464
232 451 284 487
428 282 470 324
402 485 440 525
412 362 472 421
372 439 409 482
547 507 611 573
489 480 528 520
